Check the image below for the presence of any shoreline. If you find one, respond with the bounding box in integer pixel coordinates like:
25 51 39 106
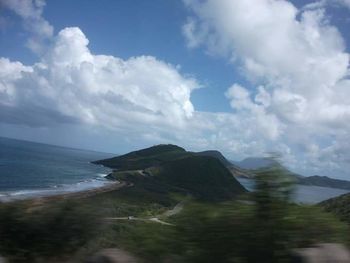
24 181 128 211
0 180 128 207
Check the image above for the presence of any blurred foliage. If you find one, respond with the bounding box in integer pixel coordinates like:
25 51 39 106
0 201 99 262
320 192 350 224
170 166 349 263
0 166 349 263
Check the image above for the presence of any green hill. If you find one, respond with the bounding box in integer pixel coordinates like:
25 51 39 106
147 155 246 201
320 193 350 224
94 145 247 201
194 150 233 167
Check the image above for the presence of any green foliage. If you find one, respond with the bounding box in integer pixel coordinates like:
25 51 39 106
0 201 99 262
112 221 180 262
84 184 178 218
1 161 348 263
320 193 350 224
94 144 247 201
172 167 349 263
148 155 247 201
106 155 246 202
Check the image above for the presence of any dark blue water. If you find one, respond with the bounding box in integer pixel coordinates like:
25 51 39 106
0 137 114 201
236 177 349 204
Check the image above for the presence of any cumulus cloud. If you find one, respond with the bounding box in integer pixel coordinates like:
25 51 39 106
183 0 350 176
0 27 198 136
0 0 53 53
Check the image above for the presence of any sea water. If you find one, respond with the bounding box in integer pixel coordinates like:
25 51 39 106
0 137 114 201
237 177 349 204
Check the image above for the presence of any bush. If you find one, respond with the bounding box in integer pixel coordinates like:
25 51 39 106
0 201 98 262
174 166 349 263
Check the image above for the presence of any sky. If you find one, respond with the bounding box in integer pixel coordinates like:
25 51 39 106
0 0 350 179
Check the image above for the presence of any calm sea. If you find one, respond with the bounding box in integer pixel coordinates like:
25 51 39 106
0 137 114 201
237 177 349 204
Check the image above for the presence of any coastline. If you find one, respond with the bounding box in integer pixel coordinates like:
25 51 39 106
6 180 128 212
26 180 126 207
0 179 127 206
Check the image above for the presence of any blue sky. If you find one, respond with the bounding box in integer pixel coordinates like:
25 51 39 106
0 0 243 112
1 0 350 178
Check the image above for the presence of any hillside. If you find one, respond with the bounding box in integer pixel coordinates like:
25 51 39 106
147 155 247 201
94 145 247 201
194 150 233 167
92 144 190 170
320 193 350 224
93 144 248 175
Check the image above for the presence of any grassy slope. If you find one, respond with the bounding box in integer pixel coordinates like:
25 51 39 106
194 150 233 167
320 193 350 224
147 155 247 201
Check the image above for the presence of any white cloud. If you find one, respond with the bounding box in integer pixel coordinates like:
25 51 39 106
0 0 53 53
0 27 199 134
184 0 350 177
304 0 350 10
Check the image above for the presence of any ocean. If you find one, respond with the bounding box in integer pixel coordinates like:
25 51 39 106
237 177 349 204
0 137 114 201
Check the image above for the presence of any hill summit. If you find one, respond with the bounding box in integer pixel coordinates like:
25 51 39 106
93 144 189 170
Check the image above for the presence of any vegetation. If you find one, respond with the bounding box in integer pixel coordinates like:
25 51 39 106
194 150 233 167
148 155 246 201
96 144 247 201
92 144 190 170
171 167 349 263
86 174 180 217
320 193 350 224
86 165 348 263
0 201 98 262
1 146 350 262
